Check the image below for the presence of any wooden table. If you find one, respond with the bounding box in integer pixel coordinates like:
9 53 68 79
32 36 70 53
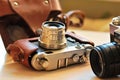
0 29 120 80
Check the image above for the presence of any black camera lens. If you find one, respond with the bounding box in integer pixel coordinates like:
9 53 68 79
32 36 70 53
90 42 120 78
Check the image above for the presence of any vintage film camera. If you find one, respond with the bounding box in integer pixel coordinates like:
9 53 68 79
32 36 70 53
7 21 94 71
90 16 120 78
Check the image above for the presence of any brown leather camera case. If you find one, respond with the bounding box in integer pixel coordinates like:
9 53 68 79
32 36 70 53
0 0 62 47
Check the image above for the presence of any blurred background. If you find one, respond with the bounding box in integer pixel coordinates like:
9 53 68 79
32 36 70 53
60 0 120 32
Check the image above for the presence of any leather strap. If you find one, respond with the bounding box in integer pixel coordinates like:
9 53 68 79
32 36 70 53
65 32 94 46
65 10 85 27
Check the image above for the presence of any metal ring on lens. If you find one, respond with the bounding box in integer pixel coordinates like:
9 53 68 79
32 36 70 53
90 47 104 77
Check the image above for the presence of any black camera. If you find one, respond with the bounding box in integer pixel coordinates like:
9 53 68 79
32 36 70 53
90 16 120 78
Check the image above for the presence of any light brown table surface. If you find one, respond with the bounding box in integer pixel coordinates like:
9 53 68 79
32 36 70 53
0 29 120 80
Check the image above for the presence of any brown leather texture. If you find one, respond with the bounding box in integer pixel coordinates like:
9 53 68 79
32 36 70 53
0 0 62 47
7 37 39 68
65 32 94 46
0 0 15 16
9 0 62 33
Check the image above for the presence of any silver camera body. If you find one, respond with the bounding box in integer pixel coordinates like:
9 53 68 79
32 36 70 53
7 21 94 71
31 37 93 70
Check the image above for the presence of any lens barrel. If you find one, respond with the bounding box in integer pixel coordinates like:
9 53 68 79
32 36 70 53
39 21 66 49
90 42 120 78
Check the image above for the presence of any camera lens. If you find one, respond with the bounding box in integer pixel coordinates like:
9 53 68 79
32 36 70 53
39 21 66 49
90 42 120 78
